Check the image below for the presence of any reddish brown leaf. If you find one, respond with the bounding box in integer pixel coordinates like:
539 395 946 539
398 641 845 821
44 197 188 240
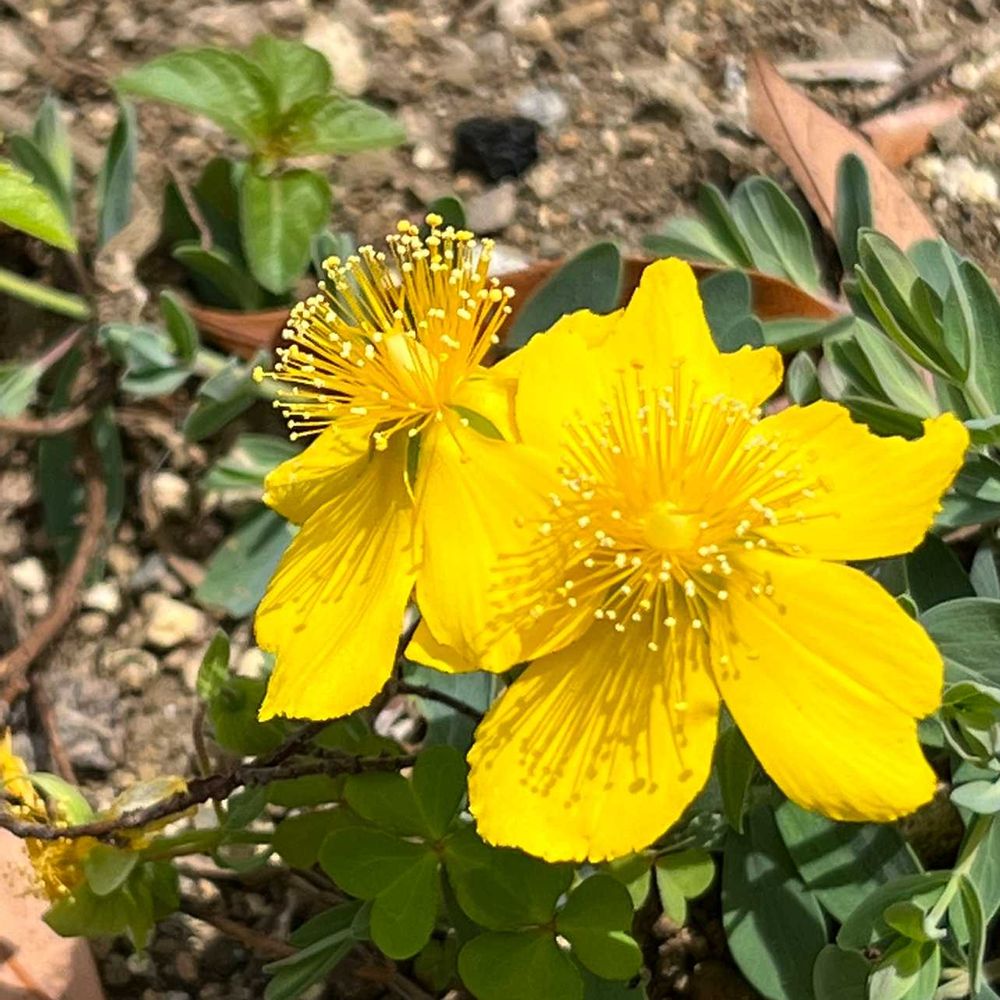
187 302 290 359
747 50 937 248
860 96 967 170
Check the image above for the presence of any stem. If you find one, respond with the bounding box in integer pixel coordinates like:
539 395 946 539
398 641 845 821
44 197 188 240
0 267 91 320
928 813 993 928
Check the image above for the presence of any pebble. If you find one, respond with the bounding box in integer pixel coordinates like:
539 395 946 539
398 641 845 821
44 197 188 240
304 15 370 96
52 13 91 50
235 647 268 678
105 648 159 692
0 68 27 92
143 594 208 649
129 554 181 595
515 87 570 131
0 471 34 508
83 580 122 615
465 181 518 233
497 0 543 30
76 611 109 637
918 154 1000 206
0 24 37 71
438 37 478 90
10 557 47 595
150 471 191 517
106 542 139 579
0 521 24 558
412 143 447 171
26 593 51 617
526 160 567 200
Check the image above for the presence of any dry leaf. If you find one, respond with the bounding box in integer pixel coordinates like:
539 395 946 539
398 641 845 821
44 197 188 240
860 96 967 170
747 50 937 248
187 302 290 359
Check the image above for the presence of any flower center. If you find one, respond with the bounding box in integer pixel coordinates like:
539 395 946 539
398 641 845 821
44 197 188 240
252 215 515 444
643 502 701 553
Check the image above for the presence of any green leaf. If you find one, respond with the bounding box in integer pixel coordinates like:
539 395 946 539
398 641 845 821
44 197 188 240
321 827 429 899
971 545 1000 599
274 809 357 870
345 771 424 838
722 806 827 1000
96 103 136 247
172 242 265 311
83 844 140 896
289 900 364 948
97 323 188 397
203 433 299 494
921 598 1000 686
904 534 974 612
507 242 622 350
30 772 94 823
196 630 230 703
370 850 440 959
159 291 200 361
459 931 583 1000
0 266 89 319
0 159 76 250
644 219 736 267
240 168 331 295
0 360 44 417
264 930 354 1000
715 724 756 833
959 875 986 993
761 315 855 352
774 801 919 924
414 934 459 993
653 848 714 925
117 48 277 146
195 507 295 617
834 154 872 274
183 354 263 441
787 352 820 405
557 875 641 980
445 826 574 930
701 270 764 351
277 95 405 157
958 260 1000 414
730 177 821 292
34 95 74 194
426 195 466 230
247 35 331 113
8 134 73 228
226 785 270 828
403 662 498 754
812 945 870 1000
413 746 467 840
882 900 942 942
696 184 755 268
868 940 938 1000
952 777 1000 813
837 872 950 950
267 774 342 809
209 676 285 755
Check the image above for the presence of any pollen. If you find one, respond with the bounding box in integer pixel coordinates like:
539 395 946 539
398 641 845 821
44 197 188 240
254 215 514 445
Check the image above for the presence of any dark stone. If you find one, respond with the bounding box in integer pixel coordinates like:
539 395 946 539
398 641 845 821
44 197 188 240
452 116 540 182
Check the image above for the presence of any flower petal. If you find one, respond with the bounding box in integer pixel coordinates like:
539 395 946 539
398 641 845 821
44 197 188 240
608 258 782 406
718 550 940 821
468 622 719 862
263 424 370 525
256 437 416 720
754 405 968 560
413 419 564 672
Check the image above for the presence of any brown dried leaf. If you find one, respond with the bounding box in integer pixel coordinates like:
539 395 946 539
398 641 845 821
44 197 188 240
860 96 967 170
747 50 937 247
187 302 290 359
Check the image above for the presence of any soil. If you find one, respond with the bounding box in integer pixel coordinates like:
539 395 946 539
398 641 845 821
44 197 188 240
2 0 1000 997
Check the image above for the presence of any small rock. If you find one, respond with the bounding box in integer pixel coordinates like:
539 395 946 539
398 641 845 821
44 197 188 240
26 594 50 617
472 30 509 66
105 648 158 692
186 4 259 45
383 9 419 47
453 116 540 181
0 521 24 558
488 242 532 275
515 87 570 131
0 69 31 94
143 594 208 649
919 154 1000 206
129 554 180 595
10 557 47 595
262 0 307 30
51 14 91 50
952 62 983 91
150 471 191 517
83 581 122 615
0 471 33 508
599 128 621 157
175 950 199 984
235 647 268 678
526 160 566 200
304 15 370 96
497 0 543 30
106 542 139 579
0 24 37 70
76 612 108 637
438 37 477 90
412 143 447 171
465 182 518 234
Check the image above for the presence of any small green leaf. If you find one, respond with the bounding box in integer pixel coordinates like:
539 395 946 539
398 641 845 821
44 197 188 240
0 159 76 250
426 195 466 230
195 507 295 618
226 785 270 828
834 154 872 274
7 134 73 227
701 270 764 351
557 874 642 980
644 218 736 267
159 291 200 361
786 352 820 405
763 314 854 352
882 900 942 942
730 177 821 292
247 35 331 113
951 778 1000 814
208 676 285 755
183 354 264 442
812 944 870 1000
0 360 44 417
837 872 950 950
96 103 136 247
868 939 938 1000
959 874 986 992
370 851 440 959
905 535 974 613
202 433 298 494
278 95 405 157
459 931 583 1000
196 630 230 703
289 900 364 948
240 168 331 295
83 844 140 896
413 746 467 839
506 243 622 350
655 849 714 901
172 242 265 310
320 827 430 899
971 546 1000 599
715 724 756 833
345 771 424 837
274 809 357 870
117 48 277 145
29 773 94 823
264 931 354 1000
696 184 755 268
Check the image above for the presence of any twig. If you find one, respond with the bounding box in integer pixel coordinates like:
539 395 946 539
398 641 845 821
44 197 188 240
179 899 297 960
867 38 968 115
0 748 415 843
29 683 77 784
395 682 485 722
0 432 107 709
0 382 113 437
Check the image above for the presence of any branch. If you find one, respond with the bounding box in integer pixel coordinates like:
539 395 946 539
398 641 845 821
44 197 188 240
395 681 485 722
0 744 415 843
178 899 296 960
0 431 107 708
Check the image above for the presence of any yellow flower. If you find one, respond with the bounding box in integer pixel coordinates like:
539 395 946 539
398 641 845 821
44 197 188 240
1 731 92 900
252 216 538 720
410 259 969 862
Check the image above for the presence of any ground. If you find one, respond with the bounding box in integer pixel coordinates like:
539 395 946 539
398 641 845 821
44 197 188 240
1 0 999 996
